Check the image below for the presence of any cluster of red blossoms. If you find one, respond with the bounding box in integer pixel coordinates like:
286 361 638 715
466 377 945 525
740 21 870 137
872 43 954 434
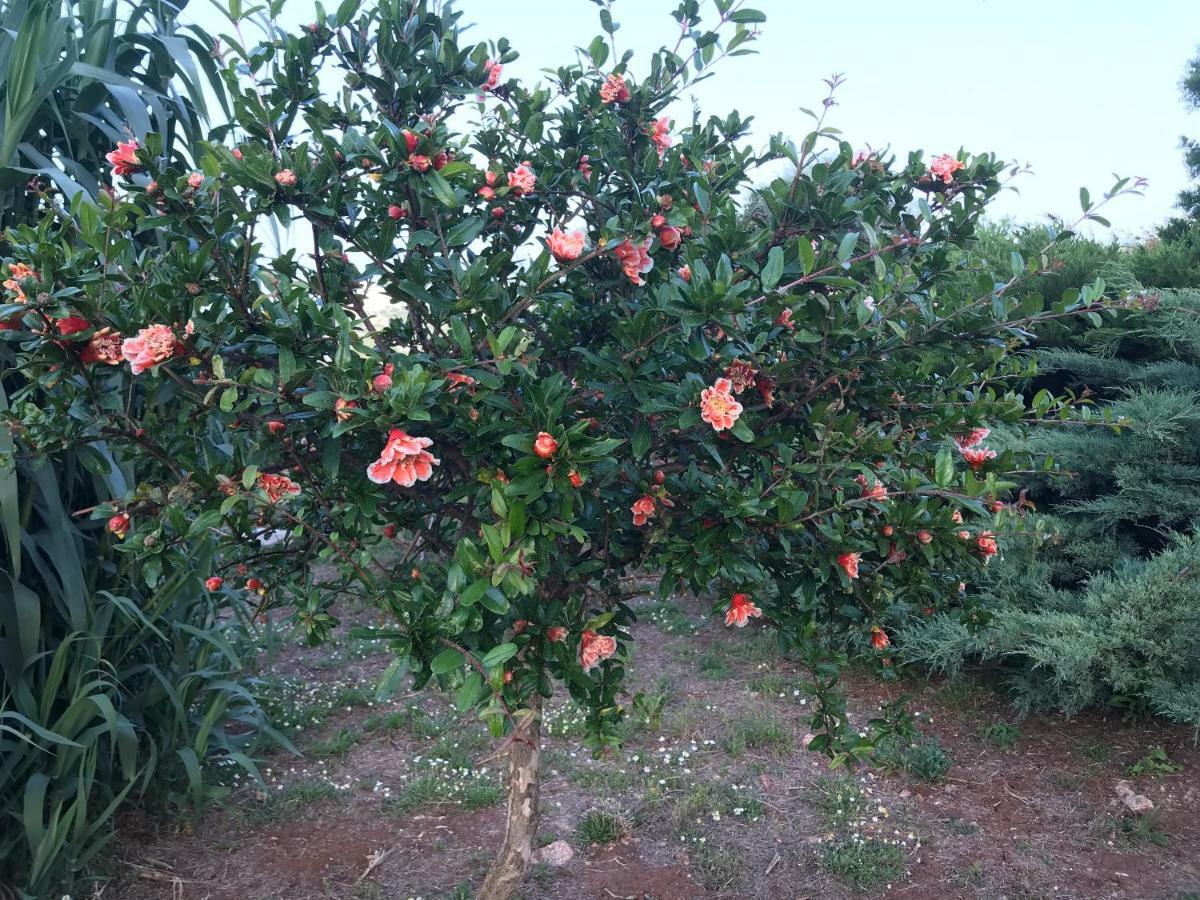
955 427 998 472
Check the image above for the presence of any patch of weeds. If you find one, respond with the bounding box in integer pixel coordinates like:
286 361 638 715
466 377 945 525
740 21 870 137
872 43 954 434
823 837 906 891
691 842 747 891
670 781 764 827
1050 771 1086 792
720 712 792 757
982 721 1020 750
384 759 501 813
814 777 873 830
543 702 588 738
944 817 978 835
748 666 791 697
879 736 951 783
569 764 637 793
1114 810 1170 848
308 726 360 759
933 678 982 711
695 649 732 679
952 861 985 887
245 777 338 824
1126 746 1182 777
576 805 629 845
408 709 453 739
363 709 411 733
632 687 671 732
638 600 702 635
1079 741 1110 763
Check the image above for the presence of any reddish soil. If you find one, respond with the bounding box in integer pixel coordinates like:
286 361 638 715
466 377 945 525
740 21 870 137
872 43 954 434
103 596 1200 900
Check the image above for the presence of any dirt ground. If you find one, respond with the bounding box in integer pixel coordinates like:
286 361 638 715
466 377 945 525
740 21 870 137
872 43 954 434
101 595 1200 900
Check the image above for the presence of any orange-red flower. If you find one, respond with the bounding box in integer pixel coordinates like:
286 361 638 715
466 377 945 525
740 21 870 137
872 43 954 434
334 396 357 422
749 376 774 409
678 265 691 283
951 509 963 524
547 228 585 262
577 155 592 179
187 171 204 189
579 629 617 672
205 576 224 591
856 474 889 502
699 377 743 432
507 163 536 196
568 469 583 488
367 429 440 487
724 593 763 628
916 529 933 545
546 625 568 643
631 494 656 526
776 308 795 331
445 372 476 394
613 237 654 285
121 324 179 374
870 626 890 650
482 58 502 90
403 130 418 154
954 427 991 450
930 154 965 184
599 73 630 104
266 420 286 434
54 315 90 336
648 117 671 158
977 530 998 560
76 327 120 366
658 225 681 251
961 446 997 472
533 431 558 458
725 360 757 395
246 577 266 595
409 154 432 172
274 168 297 186
106 139 143 177
257 472 301 503
107 513 130 539
837 551 861 580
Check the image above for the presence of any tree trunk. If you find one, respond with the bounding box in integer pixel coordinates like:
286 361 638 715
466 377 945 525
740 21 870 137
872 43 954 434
477 695 542 900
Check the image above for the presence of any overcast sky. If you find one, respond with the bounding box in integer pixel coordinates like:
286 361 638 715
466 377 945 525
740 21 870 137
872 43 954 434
190 0 1200 239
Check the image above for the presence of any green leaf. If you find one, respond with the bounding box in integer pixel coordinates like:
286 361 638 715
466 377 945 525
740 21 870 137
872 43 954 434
446 216 484 246
934 447 955 488
761 245 784 290
426 170 458 207
460 578 489 607
481 642 518 669
837 231 858 265
430 647 464 675
632 421 651 458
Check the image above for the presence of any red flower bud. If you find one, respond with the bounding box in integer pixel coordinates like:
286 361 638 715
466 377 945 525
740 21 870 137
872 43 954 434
205 576 224 591
568 470 583 488
383 524 397 539
533 431 558 458
388 204 406 220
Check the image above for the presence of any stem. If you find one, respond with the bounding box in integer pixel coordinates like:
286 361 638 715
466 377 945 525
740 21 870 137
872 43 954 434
477 695 542 900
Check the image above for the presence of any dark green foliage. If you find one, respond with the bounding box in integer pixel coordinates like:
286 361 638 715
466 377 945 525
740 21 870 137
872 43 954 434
904 219 1200 729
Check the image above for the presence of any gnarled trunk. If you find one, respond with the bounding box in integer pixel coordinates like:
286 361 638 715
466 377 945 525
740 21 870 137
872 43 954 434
477 696 542 900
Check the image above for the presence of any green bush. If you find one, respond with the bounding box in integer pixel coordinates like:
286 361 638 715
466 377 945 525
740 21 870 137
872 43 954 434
0 458 273 897
903 533 1200 728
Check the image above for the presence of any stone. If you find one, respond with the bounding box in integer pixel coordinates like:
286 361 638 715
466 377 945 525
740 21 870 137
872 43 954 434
535 839 575 866
1114 780 1154 814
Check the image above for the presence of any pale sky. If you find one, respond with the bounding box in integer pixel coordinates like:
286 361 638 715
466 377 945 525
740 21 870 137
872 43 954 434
191 0 1200 239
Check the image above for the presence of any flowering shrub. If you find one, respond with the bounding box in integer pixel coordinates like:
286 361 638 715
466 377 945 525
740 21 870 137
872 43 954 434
1 1 1133 894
